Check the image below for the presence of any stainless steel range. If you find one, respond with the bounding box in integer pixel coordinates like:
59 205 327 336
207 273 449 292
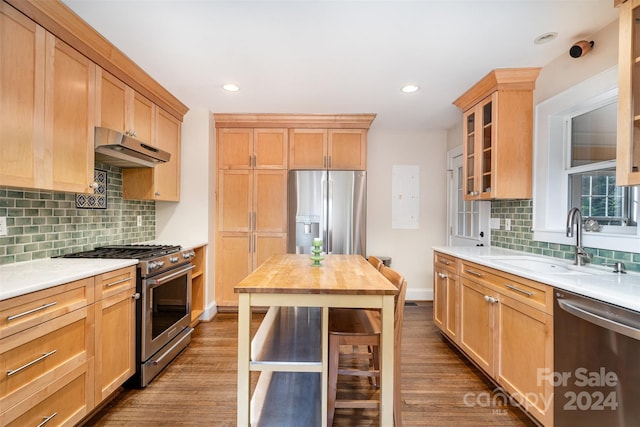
60 244 195 387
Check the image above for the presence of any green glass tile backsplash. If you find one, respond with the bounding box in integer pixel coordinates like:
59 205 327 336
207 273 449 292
491 199 640 272
0 163 155 265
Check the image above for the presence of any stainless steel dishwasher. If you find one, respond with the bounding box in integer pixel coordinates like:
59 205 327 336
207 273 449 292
554 289 640 426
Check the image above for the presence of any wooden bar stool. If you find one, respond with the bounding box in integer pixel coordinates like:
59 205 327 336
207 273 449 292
367 255 384 271
327 266 406 426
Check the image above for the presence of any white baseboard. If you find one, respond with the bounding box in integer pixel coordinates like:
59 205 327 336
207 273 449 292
200 302 218 321
407 288 433 301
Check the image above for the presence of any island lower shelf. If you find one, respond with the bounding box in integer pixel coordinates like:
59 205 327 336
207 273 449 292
249 306 323 425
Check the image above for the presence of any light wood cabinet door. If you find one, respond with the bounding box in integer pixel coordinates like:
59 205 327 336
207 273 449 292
0 3 45 189
433 265 447 331
216 232 251 307
131 91 154 144
289 129 328 169
459 278 496 376
617 0 640 185
254 233 287 270
328 129 367 170
153 108 181 201
47 34 96 193
218 128 252 169
122 108 181 201
462 94 495 200
496 295 552 425
254 170 287 233
219 170 252 232
254 128 288 169
94 288 136 403
97 68 128 133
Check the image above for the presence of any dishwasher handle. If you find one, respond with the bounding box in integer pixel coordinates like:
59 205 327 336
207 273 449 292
557 298 640 341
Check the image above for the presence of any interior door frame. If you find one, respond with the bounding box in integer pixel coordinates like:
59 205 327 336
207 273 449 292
447 146 490 247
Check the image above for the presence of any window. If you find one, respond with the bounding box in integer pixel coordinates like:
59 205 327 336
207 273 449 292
533 66 640 252
457 166 479 238
565 101 636 227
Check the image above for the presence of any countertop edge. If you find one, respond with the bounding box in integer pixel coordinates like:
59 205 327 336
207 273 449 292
432 246 640 313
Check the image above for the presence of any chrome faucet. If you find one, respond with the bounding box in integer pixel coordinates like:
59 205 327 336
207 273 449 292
566 207 592 266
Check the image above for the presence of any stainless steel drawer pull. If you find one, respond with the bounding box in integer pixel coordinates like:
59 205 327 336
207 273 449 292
505 284 533 297
37 412 57 427
464 269 484 278
438 259 451 265
438 272 448 279
7 350 57 377
105 277 131 287
7 302 57 321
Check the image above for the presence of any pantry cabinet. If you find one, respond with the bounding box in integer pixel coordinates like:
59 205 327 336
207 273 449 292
453 68 540 200
288 129 367 170
0 2 96 193
617 0 640 185
433 253 553 426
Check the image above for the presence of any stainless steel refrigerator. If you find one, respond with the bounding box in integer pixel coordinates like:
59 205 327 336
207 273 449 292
288 170 366 255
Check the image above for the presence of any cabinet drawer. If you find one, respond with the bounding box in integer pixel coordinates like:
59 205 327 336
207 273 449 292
460 260 548 311
94 266 136 301
434 252 457 273
0 278 93 339
0 306 92 412
0 363 91 427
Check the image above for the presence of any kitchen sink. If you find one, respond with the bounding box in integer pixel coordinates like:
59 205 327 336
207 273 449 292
479 255 611 276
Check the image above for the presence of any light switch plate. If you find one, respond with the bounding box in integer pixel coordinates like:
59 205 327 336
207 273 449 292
504 218 512 231
137 215 142 227
490 218 501 229
0 217 7 236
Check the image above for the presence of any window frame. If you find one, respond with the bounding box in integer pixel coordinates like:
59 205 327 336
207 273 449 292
533 66 640 252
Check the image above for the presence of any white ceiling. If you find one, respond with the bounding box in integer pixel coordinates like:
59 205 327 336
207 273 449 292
63 0 619 133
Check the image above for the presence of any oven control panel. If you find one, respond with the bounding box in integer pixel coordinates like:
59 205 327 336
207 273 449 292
139 249 195 277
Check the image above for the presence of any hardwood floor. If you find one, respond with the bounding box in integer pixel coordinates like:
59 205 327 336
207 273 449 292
83 303 538 426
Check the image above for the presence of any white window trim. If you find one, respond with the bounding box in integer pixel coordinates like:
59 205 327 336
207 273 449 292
533 66 640 253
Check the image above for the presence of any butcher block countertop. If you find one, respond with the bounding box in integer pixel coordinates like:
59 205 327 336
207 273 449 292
234 254 398 295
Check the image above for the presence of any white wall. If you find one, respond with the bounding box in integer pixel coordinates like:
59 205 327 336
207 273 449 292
535 20 618 105
156 107 214 317
366 128 448 301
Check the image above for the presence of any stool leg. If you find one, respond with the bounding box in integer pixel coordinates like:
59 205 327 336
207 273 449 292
327 334 339 427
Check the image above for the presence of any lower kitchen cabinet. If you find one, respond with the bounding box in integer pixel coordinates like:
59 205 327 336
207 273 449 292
94 267 137 404
433 252 553 426
0 265 137 426
433 252 459 342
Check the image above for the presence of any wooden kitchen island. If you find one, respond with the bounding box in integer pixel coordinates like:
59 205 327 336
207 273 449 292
235 254 398 426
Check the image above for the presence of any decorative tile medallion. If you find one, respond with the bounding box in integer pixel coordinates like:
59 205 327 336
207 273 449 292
76 169 107 209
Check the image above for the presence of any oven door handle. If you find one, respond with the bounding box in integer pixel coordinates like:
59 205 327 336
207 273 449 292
557 298 640 341
147 264 195 286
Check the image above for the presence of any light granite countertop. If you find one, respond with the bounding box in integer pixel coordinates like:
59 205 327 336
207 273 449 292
433 246 640 313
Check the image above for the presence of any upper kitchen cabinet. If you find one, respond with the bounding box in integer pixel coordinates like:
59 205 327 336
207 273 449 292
1 3 96 193
122 108 181 201
218 127 288 170
96 68 155 144
453 68 540 200
617 0 640 185
288 128 368 170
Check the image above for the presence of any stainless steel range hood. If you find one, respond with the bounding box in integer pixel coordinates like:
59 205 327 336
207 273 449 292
94 127 170 168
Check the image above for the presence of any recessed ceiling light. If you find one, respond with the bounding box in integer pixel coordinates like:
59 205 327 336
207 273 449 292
401 85 420 93
534 32 558 45
222 83 240 92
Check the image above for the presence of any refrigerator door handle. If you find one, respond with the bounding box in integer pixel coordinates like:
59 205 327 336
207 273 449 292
327 177 333 254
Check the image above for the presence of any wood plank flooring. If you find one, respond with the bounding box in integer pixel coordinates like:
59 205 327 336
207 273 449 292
83 303 538 426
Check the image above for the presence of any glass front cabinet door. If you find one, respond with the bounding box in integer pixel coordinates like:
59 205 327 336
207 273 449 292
454 68 540 201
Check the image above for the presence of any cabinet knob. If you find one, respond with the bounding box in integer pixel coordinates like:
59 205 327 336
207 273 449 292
155 192 160 197
438 272 448 279
89 182 99 190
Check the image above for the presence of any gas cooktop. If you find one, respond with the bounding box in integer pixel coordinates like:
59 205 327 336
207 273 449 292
59 244 181 260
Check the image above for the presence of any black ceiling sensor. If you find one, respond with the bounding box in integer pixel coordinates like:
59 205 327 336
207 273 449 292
569 40 594 58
